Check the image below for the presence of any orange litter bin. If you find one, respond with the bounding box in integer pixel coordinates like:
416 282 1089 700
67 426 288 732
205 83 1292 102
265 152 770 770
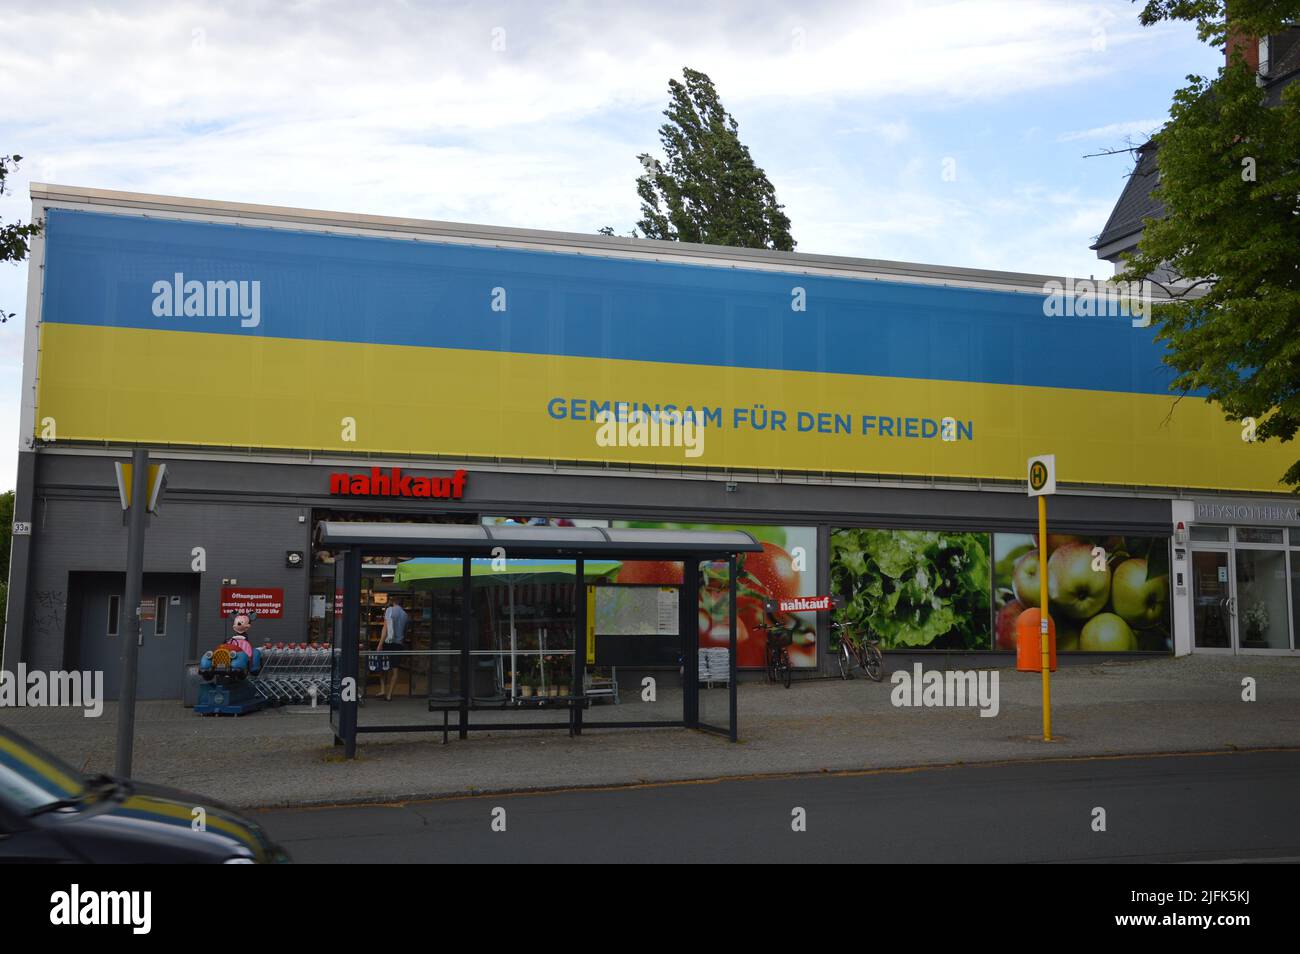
1015 607 1057 672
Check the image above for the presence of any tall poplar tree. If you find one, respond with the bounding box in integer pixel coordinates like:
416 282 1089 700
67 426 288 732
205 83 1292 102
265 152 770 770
636 68 795 251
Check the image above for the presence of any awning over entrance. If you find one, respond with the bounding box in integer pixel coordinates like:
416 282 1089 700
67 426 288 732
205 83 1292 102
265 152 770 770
317 522 763 559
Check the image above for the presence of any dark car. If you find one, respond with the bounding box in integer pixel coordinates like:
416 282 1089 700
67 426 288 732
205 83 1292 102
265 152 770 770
0 725 289 863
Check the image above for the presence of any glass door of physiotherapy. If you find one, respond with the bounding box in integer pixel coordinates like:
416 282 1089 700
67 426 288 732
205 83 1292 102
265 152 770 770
1191 550 1235 651
1231 535 1293 652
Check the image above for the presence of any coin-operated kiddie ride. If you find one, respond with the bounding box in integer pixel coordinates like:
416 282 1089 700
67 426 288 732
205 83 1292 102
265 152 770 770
196 612 266 715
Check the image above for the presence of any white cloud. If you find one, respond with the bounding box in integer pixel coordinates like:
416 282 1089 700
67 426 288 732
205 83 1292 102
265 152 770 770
1057 119 1165 142
3 1 1146 135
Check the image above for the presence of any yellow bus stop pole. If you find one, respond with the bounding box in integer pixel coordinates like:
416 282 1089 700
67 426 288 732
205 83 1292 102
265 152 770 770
1039 494 1051 741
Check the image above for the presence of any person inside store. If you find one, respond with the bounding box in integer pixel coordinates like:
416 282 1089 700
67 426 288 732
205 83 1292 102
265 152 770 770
375 594 410 701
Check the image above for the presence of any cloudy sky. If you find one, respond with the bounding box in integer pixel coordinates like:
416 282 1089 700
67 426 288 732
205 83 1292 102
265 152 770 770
0 0 1221 490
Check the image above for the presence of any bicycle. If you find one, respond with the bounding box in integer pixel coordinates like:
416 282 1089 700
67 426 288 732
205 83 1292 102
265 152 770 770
832 620 884 682
755 622 793 689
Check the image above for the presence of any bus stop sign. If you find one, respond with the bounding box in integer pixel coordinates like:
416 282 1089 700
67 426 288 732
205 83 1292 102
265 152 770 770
1027 454 1055 497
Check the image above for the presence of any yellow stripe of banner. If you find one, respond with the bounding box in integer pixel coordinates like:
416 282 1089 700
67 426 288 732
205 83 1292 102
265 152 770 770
35 323 1291 492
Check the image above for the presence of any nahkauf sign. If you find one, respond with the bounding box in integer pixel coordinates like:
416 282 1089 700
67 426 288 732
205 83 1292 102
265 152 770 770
328 467 467 500
777 596 834 613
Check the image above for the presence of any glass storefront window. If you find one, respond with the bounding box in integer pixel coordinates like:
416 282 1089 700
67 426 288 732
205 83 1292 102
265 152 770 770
1190 526 1229 542
1237 527 1284 545
989 532 1171 653
835 528 992 651
1234 549 1290 650
1292 554 1300 651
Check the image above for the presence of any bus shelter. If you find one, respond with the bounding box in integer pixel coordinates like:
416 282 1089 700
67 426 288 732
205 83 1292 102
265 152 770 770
317 522 762 757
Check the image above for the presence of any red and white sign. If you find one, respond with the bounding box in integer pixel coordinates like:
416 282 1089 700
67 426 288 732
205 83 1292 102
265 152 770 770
777 595 833 613
329 467 467 499
220 587 285 619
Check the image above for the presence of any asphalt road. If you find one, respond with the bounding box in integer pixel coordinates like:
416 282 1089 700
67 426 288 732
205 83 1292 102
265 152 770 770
257 750 1300 863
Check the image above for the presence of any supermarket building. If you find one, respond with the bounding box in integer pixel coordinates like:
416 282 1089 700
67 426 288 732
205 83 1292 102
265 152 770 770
3 184 1298 701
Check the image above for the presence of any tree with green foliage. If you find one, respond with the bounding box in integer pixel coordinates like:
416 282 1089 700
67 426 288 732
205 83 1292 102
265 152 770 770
1 154 43 323
635 68 795 251
1136 0 1300 45
1119 2 1300 486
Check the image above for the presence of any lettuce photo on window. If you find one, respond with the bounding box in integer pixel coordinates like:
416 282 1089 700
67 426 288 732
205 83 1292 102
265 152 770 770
830 529 991 650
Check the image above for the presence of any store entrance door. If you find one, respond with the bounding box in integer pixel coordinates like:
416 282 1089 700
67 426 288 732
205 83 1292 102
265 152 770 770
1191 544 1295 654
1191 551 1234 651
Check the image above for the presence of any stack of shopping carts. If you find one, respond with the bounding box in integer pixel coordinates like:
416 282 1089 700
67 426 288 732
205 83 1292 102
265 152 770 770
252 643 337 706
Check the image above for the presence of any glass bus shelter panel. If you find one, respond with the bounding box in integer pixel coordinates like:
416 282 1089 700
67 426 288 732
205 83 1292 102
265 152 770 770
329 554 346 736
696 558 736 738
580 668 685 725
473 569 578 712
423 587 465 705
331 547 747 749
355 554 464 729
582 578 689 728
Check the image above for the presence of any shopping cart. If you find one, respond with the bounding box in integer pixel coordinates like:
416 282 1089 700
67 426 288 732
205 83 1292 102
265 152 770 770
252 643 336 705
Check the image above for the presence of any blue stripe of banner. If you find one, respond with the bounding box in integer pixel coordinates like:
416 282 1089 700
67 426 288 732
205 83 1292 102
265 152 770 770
41 209 1182 396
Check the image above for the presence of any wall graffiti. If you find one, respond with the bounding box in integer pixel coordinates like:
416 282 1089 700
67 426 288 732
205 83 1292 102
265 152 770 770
32 589 66 639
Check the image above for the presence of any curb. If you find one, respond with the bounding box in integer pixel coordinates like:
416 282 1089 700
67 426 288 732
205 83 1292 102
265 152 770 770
245 743 1300 813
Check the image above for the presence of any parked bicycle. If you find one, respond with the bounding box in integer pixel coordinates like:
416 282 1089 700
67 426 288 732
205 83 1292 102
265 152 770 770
832 619 884 681
754 619 794 689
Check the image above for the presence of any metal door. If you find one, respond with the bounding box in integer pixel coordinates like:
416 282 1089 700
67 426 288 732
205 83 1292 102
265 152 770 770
76 576 192 699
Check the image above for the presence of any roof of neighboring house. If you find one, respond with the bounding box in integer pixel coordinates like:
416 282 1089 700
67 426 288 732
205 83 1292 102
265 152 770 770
1093 27 1300 259
1263 28 1300 105
1090 141 1163 253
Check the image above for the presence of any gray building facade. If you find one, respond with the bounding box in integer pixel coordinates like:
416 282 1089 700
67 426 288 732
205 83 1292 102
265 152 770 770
5 444 1180 698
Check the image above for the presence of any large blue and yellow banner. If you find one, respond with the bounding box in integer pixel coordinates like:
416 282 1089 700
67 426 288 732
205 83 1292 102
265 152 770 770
34 208 1288 492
